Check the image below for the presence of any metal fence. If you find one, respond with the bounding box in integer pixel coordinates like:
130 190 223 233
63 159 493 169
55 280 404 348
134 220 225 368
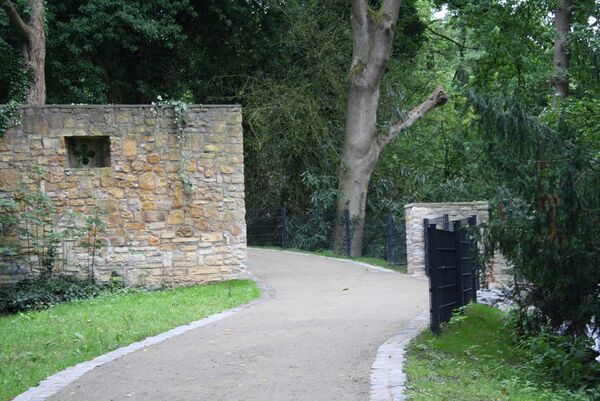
425 215 479 334
246 208 407 266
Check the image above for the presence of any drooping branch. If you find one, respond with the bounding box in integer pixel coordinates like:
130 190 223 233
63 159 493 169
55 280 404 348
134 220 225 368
376 86 448 151
0 0 32 41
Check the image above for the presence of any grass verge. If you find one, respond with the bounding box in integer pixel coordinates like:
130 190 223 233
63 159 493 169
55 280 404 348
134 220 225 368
404 303 594 401
250 246 407 273
0 279 260 401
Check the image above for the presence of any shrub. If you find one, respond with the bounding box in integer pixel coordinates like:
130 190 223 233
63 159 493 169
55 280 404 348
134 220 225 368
0 274 123 314
518 331 600 394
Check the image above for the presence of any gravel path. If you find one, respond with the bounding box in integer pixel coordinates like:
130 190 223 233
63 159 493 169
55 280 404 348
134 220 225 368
45 249 427 401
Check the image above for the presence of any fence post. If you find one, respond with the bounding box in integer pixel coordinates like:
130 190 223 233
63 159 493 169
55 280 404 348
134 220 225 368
344 209 351 257
423 218 430 277
443 214 450 230
453 220 465 307
281 207 287 249
427 223 441 335
386 213 393 264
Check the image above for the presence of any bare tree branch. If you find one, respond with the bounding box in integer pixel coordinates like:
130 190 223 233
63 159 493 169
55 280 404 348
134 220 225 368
376 86 448 151
425 26 476 51
0 0 32 41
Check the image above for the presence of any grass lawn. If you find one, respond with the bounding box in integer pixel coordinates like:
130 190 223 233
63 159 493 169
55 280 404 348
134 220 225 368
404 303 592 401
0 279 259 401
251 246 407 273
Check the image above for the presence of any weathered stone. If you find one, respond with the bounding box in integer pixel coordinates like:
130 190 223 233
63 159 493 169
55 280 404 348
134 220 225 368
201 232 223 242
220 164 236 174
204 144 223 153
142 202 156 211
139 172 156 190
142 211 166 222
107 188 125 199
167 209 184 225
0 169 21 191
176 226 194 237
122 139 137 157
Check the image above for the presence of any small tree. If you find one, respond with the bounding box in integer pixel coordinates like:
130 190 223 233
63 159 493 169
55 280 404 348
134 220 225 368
471 93 600 337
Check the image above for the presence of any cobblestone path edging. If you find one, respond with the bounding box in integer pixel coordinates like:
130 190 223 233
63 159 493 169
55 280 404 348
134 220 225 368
11 277 272 401
370 312 429 401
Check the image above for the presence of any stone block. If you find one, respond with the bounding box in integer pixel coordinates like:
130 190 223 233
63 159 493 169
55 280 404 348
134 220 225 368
123 139 137 157
142 211 166 222
0 169 22 191
201 232 223 243
168 209 184 225
139 172 156 190
220 164 236 174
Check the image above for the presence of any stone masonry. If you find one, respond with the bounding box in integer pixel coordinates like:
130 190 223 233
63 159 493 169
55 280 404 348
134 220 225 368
404 202 491 276
0 105 247 287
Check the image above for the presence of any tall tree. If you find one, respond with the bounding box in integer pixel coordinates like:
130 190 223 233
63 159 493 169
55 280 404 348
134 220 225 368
335 0 447 256
0 0 45 104
551 0 572 105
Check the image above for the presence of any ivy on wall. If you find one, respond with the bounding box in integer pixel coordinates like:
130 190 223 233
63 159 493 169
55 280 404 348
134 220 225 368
151 96 193 191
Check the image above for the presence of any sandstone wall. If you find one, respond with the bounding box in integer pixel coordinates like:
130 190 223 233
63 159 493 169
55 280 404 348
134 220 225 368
0 105 247 287
404 202 490 276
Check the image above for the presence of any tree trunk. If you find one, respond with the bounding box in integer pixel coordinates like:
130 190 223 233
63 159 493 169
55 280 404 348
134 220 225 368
333 0 447 256
0 0 46 105
334 85 381 255
25 0 46 105
551 0 571 106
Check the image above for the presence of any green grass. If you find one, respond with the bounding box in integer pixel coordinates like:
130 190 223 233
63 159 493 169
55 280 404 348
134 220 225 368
404 303 591 401
250 246 407 273
0 279 259 401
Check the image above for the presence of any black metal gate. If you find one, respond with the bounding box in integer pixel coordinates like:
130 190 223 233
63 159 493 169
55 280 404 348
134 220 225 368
425 215 479 334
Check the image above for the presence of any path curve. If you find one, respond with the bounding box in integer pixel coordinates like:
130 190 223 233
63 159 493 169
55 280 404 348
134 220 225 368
43 249 427 401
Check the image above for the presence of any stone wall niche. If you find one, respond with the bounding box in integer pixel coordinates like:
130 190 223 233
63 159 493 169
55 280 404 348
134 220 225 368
65 136 111 168
0 105 247 288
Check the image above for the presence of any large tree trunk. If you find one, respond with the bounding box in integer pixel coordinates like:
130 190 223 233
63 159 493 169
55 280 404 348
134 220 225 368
551 0 571 106
335 85 381 255
333 0 447 256
1 0 46 105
